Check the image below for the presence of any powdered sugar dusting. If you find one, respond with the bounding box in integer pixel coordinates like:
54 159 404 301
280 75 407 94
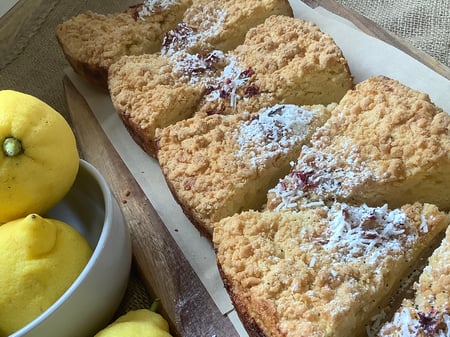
161 8 227 56
171 50 227 84
204 57 255 111
374 226 450 336
234 104 319 167
270 144 374 211
323 203 413 266
186 7 227 44
298 202 430 292
378 306 450 337
137 0 180 19
159 6 230 85
292 201 435 336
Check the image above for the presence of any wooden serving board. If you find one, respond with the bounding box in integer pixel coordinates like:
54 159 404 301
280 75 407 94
63 78 239 337
63 1 450 337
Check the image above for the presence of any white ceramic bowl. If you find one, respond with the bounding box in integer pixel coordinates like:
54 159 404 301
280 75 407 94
11 159 132 337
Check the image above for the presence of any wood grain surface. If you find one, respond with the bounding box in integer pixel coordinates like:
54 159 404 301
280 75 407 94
63 77 239 337
63 1 450 336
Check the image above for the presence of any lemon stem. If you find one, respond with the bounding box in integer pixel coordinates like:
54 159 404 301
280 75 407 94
3 137 23 157
150 298 161 313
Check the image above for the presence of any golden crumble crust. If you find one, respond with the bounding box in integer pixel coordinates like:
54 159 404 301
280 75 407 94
196 15 353 116
235 15 352 96
172 0 293 54
156 104 333 237
268 76 450 212
213 203 450 337
108 53 207 155
109 16 352 156
56 0 192 87
313 75 449 177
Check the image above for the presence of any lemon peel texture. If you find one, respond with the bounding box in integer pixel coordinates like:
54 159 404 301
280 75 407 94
0 90 79 223
94 309 173 337
0 214 92 336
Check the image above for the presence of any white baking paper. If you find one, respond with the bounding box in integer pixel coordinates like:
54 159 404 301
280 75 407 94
65 0 450 335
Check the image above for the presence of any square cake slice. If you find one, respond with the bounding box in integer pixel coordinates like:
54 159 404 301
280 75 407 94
156 103 333 237
213 203 450 337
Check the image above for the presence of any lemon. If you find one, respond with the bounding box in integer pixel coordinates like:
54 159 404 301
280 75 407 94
94 309 173 337
0 90 79 223
0 214 92 336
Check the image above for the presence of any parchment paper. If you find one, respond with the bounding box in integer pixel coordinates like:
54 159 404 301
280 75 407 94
65 1 450 335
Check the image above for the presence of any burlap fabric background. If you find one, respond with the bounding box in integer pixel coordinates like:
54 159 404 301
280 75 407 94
0 0 449 319
335 0 450 68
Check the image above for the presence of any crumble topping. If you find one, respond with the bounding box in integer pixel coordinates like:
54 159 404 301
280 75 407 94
161 8 227 55
234 104 318 168
322 203 414 266
270 143 374 211
170 50 227 84
136 0 180 20
204 57 257 111
162 23 196 54
378 305 450 337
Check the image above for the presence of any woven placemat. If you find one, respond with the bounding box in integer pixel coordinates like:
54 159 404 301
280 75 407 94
0 0 449 320
0 0 137 114
334 0 450 67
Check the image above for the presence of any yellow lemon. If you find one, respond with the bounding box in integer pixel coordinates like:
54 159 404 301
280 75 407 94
0 90 79 223
0 214 92 336
94 309 173 337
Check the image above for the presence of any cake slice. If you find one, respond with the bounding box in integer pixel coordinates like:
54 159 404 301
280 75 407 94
108 50 227 155
213 202 450 337
197 15 353 116
268 75 450 213
162 0 293 55
109 15 353 157
56 0 192 87
377 225 450 337
156 103 334 237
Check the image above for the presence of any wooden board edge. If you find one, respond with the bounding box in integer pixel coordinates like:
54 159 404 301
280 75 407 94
63 76 239 337
301 0 450 80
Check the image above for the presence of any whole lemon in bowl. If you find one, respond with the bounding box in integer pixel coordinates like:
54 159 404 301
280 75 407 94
8 160 132 337
0 213 92 336
0 90 79 223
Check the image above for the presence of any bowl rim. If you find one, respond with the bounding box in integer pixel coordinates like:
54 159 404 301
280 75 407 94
12 159 117 336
